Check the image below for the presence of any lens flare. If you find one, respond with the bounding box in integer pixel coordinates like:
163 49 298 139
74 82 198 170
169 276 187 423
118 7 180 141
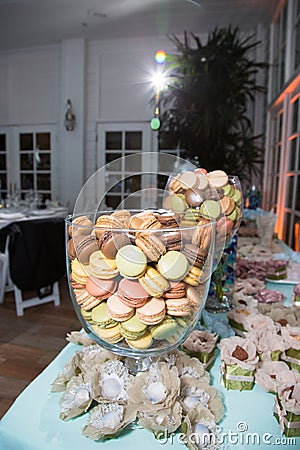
155 50 166 64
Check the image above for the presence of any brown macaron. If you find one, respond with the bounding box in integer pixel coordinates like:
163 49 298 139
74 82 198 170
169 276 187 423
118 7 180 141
74 234 99 265
98 231 130 259
161 230 182 251
68 216 93 238
182 244 208 268
185 188 205 207
135 233 166 262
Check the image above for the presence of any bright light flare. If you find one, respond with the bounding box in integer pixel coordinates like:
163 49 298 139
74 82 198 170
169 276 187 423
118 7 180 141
155 50 166 64
152 71 167 91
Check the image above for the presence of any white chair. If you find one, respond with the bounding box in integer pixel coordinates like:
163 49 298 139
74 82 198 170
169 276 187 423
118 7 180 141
0 219 63 316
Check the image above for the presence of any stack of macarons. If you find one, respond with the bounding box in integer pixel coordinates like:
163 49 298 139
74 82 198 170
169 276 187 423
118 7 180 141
164 168 242 244
67 209 213 351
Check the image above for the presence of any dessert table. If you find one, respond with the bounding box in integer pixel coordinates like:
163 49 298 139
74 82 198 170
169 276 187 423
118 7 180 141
0 281 298 450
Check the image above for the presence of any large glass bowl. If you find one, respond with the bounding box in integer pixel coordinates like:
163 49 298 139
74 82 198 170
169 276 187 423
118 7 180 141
65 209 216 359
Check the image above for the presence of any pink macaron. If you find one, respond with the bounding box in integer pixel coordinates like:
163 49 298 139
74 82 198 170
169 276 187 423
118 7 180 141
106 294 135 322
216 216 234 235
118 278 150 308
136 297 166 325
86 275 116 300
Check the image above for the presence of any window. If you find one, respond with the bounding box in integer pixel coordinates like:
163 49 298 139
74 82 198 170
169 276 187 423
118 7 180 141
0 130 8 200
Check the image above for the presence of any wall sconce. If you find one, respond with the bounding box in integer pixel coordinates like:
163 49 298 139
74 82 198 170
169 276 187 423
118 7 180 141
64 99 76 131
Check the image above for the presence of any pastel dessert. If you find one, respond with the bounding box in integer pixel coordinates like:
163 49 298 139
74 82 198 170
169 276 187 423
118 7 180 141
136 297 166 325
91 302 117 328
120 315 148 340
118 278 150 308
150 316 179 340
163 281 186 299
165 296 191 316
73 234 99 265
86 275 116 300
115 245 147 279
106 294 135 322
157 251 189 281
135 233 166 262
138 266 169 298
89 250 119 279
126 331 153 349
92 323 123 343
266 260 288 280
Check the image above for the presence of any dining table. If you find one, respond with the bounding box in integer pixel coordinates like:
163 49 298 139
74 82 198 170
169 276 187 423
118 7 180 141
0 275 298 450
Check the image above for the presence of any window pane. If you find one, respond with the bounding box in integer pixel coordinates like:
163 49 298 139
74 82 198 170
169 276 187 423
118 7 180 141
295 21 300 69
278 112 283 140
0 174 7 190
106 195 121 209
20 133 33 151
124 154 141 171
296 176 300 210
123 194 141 209
286 176 294 208
105 153 121 170
0 154 6 170
125 131 142 150
293 99 299 133
276 144 281 173
289 138 297 170
36 133 51 150
107 174 122 192
125 175 141 193
106 132 122 150
37 174 50 190
20 154 33 170
21 173 34 190
37 153 50 170
0 134 6 150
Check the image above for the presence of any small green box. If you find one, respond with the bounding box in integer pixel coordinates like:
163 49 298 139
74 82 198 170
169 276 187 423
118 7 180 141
222 363 255 390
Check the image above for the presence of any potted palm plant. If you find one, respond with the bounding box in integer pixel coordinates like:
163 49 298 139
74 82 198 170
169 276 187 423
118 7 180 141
157 26 268 185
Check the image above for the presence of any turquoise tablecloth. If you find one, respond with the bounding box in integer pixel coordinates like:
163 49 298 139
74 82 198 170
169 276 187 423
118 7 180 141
0 282 298 450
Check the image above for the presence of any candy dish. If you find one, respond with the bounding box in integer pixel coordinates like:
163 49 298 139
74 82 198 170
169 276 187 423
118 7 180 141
66 210 216 360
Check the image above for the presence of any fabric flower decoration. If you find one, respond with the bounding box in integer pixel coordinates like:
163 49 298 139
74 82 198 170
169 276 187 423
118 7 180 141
66 329 95 346
82 402 137 440
219 336 258 371
255 361 290 393
281 325 300 351
232 292 258 309
179 376 224 423
51 360 78 392
92 360 133 403
227 307 258 335
79 344 119 373
182 330 218 355
243 312 279 334
277 369 300 415
246 328 286 361
59 373 94 420
138 402 182 436
174 352 210 383
180 404 219 450
127 362 180 414
257 304 298 328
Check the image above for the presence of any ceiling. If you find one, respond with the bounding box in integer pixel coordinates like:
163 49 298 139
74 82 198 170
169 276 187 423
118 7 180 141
0 0 277 51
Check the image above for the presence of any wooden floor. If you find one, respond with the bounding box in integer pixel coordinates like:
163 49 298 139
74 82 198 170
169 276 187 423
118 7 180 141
0 276 80 419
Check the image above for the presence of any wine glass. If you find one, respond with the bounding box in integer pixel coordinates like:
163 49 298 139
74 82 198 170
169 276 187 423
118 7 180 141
65 210 216 370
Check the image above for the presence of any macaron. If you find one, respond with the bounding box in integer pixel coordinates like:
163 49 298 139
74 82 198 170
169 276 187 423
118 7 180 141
216 216 234 235
75 289 101 310
129 211 162 230
73 234 99 265
182 244 208 268
136 297 166 325
155 212 179 228
116 245 147 279
71 258 91 285
92 323 123 344
135 233 166 262
157 251 189 281
120 315 148 340
185 188 205 207
126 331 153 350
106 294 135 322
165 297 191 317
200 199 221 220
169 194 188 212
98 231 130 259
150 316 179 340
91 302 117 328
163 281 186 299
161 230 182 251
68 216 93 237
208 170 228 188
86 275 116 300
118 278 150 308
183 266 202 286
89 250 119 279
178 171 199 189
220 196 235 215
186 285 205 307
67 238 76 260
168 175 183 193
191 219 212 250
138 266 170 298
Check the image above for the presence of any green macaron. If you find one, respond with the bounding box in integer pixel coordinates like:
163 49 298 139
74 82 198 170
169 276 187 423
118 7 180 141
150 316 179 340
91 302 117 329
120 315 148 340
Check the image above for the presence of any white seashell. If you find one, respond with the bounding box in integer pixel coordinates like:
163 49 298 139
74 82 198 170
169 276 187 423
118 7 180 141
102 378 122 400
101 410 123 429
183 395 198 409
74 388 90 405
146 381 167 403
194 423 210 446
